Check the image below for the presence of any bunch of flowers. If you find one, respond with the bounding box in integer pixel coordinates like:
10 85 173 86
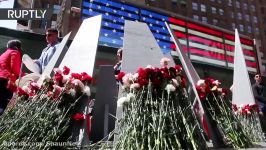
112 58 207 150
196 78 253 148
0 66 92 149
232 103 263 142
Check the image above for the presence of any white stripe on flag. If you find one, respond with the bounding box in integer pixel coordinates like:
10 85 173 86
189 41 225 54
226 51 255 61
225 40 253 50
190 55 226 66
188 29 223 42
228 63 257 72
169 24 186 32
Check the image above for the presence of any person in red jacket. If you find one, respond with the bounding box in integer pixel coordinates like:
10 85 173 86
0 39 23 115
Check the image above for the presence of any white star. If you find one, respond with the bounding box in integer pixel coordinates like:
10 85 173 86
104 22 109 26
149 23 153 27
97 5 101 9
156 21 159 24
112 40 116 43
143 17 146 20
105 12 109 16
121 26 124 29
163 46 166 49
128 13 132 17
113 19 117 23
112 29 116 33
89 9 93 12
162 18 165 21
157 39 160 42
113 10 117 13
162 27 165 30
121 16 124 19
104 33 108 37
106 3 110 7
120 37 124 40
135 11 138 14
156 30 159 33
121 7 124 10
104 44 108 46
149 14 153 18
163 36 166 39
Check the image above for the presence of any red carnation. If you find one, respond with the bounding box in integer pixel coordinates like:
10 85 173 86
17 87 28 97
174 65 183 72
71 73 82 80
63 66 70 75
81 72 93 84
117 72 125 82
72 113 86 121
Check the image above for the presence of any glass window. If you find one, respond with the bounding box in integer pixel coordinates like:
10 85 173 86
201 4 206 12
202 16 207 23
230 12 234 18
193 15 199 20
213 19 218 25
255 27 259 34
243 3 248 10
232 23 235 29
237 13 242 20
236 1 240 8
211 7 216 14
247 26 252 33
245 14 250 21
219 9 224 15
192 2 198 10
228 0 232 6
239 24 244 32
251 5 255 12
253 16 258 23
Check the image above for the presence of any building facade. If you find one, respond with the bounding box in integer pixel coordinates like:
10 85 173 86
123 0 266 74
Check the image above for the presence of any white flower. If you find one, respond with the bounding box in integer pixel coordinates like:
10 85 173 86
146 65 153 69
172 79 179 87
239 104 245 109
212 80 221 86
22 86 30 93
165 84 176 93
53 68 62 74
130 83 140 90
160 57 171 67
122 73 134 87
133 73 139 81
117 97 129 107
127 93 136 101
197 79 205 86
83 86 91 96
62 75 71 84
69 89 76 96
72 79 85 91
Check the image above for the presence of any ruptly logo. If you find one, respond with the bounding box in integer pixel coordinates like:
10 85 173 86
0 8 53 20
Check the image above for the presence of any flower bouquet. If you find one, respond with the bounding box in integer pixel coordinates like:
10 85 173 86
196 78 253 148
232 103 263 142
0 66 92 149
113 58 207 150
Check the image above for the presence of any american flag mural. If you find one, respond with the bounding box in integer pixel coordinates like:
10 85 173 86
82 0 258 72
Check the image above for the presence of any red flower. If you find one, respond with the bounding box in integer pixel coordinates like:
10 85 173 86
232 104 238 112
138 68 147 79
117 72 125 82
174 65 183 72
63 66 70 75
54 72 63 83
81 72 93 84
160 67 171 79
7 81 17 92
71 73 82 80
72 113 86 121
181 76 186 88
17 87 28 96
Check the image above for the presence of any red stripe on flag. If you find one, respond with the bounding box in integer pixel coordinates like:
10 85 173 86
227 56 257 68
225 45 255 56
189 48 226 61
187 22 223 37
224 33 253 46
169 17 186 26
174 30 186 38
188 35 224 49
170 43 188 52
